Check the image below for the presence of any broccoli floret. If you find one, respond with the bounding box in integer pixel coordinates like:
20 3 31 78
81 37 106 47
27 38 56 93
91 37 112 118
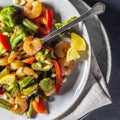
0 26 13 33
32 48 53 71
0 5 22 27
10 25 27 50
0 22 13 38
35 49 49 63
55 16 77 37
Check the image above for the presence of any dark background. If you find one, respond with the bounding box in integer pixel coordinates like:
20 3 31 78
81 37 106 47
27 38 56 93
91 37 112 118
83 0 120 120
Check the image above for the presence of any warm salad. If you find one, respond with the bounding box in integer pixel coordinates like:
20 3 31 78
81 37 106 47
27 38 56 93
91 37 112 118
0 0 87 118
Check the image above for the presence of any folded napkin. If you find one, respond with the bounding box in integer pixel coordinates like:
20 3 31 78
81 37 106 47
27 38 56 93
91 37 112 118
57 49 112 120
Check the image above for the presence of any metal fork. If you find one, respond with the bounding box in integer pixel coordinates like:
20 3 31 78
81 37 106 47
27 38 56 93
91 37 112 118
42 2 105 43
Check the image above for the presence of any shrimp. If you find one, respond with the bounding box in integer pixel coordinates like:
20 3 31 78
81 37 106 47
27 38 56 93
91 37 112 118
0 57 9 66
8 51 17 63
23 36 42 56
10 60 24 70
11 95 28 114
54 41 70 58
0 52 10 66
16 67 38 78
16 67 25 79
8 50 28 63
58 57 74 76
24 0 42 19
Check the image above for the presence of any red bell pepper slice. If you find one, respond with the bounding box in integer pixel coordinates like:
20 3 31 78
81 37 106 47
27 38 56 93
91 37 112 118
38 27 49 36
45 8 53 32
0 87 4 95
34 8 53 36
32 99 47 114
0 33 10 50
51 59 62 94
23 56 35 64
34 14 46 26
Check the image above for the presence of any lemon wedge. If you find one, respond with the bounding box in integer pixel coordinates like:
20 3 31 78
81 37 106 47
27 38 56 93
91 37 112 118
71 32 87 51
66 32 87 62
66 46 80 62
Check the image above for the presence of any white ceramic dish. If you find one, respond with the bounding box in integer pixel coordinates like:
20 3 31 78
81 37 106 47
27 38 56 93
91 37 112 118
0 0 91 120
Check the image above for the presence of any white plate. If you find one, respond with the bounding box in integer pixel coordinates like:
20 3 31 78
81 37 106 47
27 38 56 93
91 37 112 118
0 0 91 120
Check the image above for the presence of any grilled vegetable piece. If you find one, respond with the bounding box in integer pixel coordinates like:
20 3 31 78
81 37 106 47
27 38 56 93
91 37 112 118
35 49 49 63
0 98 11 110
55 16 76 37
22 18 39 32
0 33 11 50
26 98 33 118
32 98 47 114
35 90 49 101
0 67 9 79
3 82 18 92
39 78 54 91
22 84 38 96
10 25 27 49
0 5 22 27
18 76 34 88
31 49 53 71
0 74 16 85
51 59 62 94
31 62 53 71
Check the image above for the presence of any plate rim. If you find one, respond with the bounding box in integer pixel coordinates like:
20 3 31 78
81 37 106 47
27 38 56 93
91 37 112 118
80 0 112 83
